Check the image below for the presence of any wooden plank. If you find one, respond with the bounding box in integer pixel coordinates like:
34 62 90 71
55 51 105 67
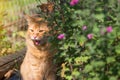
0 48 26 80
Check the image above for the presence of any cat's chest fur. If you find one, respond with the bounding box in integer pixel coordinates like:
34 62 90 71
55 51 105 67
21 43 54 80
24 49 51 72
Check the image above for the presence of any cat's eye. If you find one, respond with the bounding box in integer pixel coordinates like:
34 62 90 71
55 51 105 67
39 30 44 32
30 29 34 32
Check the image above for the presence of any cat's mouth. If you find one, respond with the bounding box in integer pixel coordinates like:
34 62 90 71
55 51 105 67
33 40 41 45
31 36 48 46
32 39 46 46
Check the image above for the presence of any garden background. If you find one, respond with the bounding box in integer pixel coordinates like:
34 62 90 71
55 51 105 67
0 0 120 80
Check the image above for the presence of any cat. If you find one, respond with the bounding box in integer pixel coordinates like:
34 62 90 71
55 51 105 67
20 15 56 80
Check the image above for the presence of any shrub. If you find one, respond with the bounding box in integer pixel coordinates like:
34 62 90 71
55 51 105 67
39 0 120 80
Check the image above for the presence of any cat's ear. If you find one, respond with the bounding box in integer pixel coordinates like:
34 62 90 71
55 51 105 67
25 15 44 25
24 15 35 24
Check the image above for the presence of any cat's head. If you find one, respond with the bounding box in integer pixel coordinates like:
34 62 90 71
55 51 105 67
25 15 50 46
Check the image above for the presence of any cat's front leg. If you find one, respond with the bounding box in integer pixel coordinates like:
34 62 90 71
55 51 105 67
45 71 56 80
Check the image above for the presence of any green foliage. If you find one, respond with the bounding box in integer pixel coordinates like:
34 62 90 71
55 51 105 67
38 0 120 80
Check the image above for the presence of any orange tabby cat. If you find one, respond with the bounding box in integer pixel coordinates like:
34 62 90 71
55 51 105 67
20 15 56 80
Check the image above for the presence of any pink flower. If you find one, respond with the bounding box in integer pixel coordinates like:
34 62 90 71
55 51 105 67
82 26 87 30
57 34 65 40
70 0 79 6
87 34 93 39
106 26 113 33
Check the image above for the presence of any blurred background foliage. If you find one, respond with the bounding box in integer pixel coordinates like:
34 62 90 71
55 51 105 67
0 0 47 56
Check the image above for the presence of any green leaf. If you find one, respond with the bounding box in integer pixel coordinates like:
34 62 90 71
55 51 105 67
95 7 103 12
106 57 115 64
84 64 93 72
72 69 80 77
109 76 117 80
72 20 84 27
60 43 69 50
77 36 86 46
89 72 96 76
75 56 91 64
92 77 100 80
91 61 105 68
74 10 82 14
95 13 104 22
115 45 120 55
93 25 99 34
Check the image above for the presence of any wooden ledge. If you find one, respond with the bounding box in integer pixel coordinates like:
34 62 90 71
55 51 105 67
0 48 26 80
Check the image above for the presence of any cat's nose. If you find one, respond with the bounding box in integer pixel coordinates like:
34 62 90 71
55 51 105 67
31 36 37 40
33 36 37 39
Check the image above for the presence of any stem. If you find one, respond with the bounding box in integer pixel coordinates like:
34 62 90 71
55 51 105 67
69 62 76 80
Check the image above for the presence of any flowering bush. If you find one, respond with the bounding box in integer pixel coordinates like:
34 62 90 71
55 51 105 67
39 0 120 80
